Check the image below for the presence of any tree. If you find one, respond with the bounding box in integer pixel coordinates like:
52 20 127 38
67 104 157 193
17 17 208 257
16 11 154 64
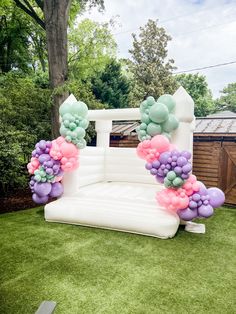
128 19 177 105
68 19 117 80
92 59 130 108
176 73 215 117
12 0 104 137
215 83 236 113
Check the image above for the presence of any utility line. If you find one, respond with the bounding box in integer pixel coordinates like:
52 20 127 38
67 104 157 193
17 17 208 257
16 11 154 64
174 60 236 74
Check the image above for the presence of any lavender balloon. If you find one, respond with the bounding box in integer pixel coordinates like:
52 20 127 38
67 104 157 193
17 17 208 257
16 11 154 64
207 187 225 208
178 208 198 221
34 182 52 197
32 140 52 158
49 182 64 198
32 193 49 204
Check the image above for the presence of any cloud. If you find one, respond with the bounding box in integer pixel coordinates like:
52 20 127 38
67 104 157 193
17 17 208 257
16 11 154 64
83 0 236 97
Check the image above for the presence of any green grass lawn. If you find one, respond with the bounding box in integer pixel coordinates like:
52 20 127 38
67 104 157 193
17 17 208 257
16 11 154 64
0 207 235 314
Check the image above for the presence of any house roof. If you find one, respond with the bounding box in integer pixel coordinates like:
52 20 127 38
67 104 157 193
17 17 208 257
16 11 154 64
195 117 236 134
112 117 236 136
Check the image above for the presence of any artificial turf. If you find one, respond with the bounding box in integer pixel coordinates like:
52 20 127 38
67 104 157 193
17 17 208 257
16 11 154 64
0 207 235 314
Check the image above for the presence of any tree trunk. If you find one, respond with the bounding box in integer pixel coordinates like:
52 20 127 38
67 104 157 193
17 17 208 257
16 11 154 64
44 0 71 138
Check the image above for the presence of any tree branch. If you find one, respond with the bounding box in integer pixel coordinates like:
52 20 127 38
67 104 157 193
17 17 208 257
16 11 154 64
13 0 45 29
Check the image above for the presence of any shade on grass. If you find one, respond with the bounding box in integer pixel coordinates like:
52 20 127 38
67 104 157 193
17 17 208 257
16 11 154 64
0 207 235 314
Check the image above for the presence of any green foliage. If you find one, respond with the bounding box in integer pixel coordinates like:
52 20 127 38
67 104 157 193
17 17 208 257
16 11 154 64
176 73 215 117
68 19 117 80
92 59 130 108
129 19 177 105
0 73 51 194
215 82 236 113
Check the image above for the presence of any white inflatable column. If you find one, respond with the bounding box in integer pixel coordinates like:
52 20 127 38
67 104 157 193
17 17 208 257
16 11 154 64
95 120 112 147
172 87 195 152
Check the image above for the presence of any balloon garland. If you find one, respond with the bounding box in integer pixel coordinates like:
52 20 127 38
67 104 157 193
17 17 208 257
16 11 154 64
27 100 89 204
136 95 179 141
136 94 225 221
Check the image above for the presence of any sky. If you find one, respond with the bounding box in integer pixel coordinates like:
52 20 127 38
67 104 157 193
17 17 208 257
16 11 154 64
83 0 236 98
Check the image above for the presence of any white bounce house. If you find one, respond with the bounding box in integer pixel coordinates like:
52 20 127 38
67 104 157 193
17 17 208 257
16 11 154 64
45 87 195 239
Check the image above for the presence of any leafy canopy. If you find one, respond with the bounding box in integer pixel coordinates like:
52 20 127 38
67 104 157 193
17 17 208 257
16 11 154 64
129 19 177 104
215 82 236 113
176 73 215 117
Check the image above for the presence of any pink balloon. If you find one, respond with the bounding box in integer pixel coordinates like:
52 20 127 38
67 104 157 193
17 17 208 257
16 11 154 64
156 187 189 212
60 142 78 158
49 136 79 172
27 157 40 174
182 175 201 196
150 135 170 153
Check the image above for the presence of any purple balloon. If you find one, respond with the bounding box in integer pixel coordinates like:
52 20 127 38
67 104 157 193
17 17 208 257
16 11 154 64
192 193 201 202
198 182 208 196
189 200 197 209
38 140 47 150
207 188 225 208
156 175 164 183
34 182 52 197
152 160 160 168
150 168 158 175
177 157 187 167
32 193 49 204
38 154 51 164
182 163 192 174
145 163 153 170
198 204 214 218
174 166 182 175
49 182 64 198
177 208 198 221
181 151 191 159
159 152 171 164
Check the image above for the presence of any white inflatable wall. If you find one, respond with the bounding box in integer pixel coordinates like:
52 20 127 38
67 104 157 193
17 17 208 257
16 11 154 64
45 87 195 239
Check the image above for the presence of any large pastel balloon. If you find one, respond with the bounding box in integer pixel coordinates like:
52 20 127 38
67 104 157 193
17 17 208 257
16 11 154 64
59 101 88 117
149 103 169 123
146 122 162 136
34 182 52 197
162 114 179 133
49 182 64 198
207 188 225 208
60 141 78 158
178 208 198 221
32 193 49 204
157 94 176 113
150 135 170 153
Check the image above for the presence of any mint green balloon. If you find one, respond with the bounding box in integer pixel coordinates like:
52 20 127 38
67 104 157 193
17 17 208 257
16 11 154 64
149 103 169 123
65 135 72 142
139 130 146 137
76 139 86 149
71 101 88 117
147 122 162 136
167 171 176 181
63 120 70 128
79 118 89 129
69 122 77 130
59 103 70 115
162 114 179 133
62 113 75 122
141 113 151 124
146 96 155 106
34 174 41 182
140 100 148 113
157 94 176 113
173 177 184 187
75 127 86 139
140 123 147 130
164 178 172 188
